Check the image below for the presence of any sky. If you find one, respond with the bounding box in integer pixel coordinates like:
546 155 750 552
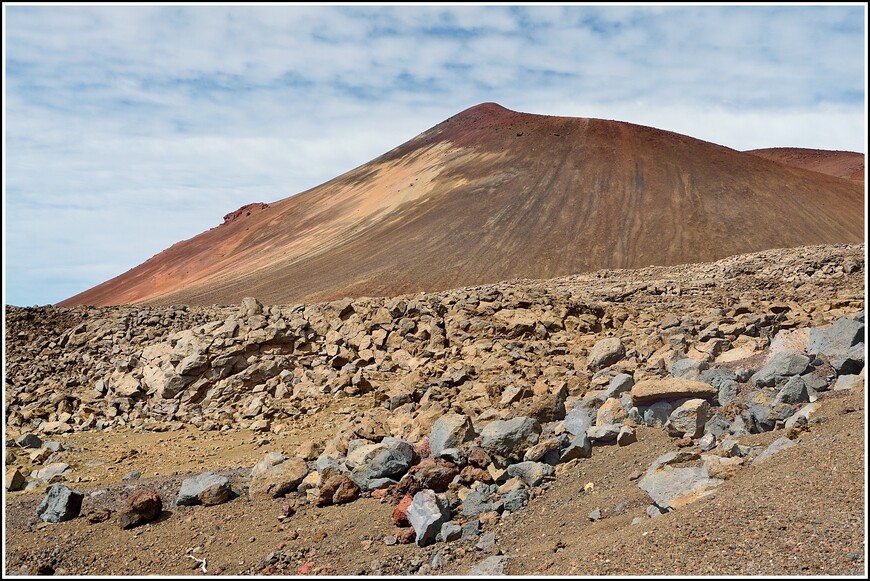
3 3 867 306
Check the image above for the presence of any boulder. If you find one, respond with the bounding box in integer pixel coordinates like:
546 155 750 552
666 399 710 438
407 490 450 547
631 378 717 406
176 472 232 506
751 351 810 388
587 338 626 372
316 473 360 507
251 457 309 498
119 489 162 529
429 414 475 458
559 432 592 461
773 375 809 405
586 424 621 443
6 468 27 492
470 556 508 576
807 317 864 358
36 484 83 523
638 453 723 510
479 417 541 463
505 462 554 487
616 425 637 446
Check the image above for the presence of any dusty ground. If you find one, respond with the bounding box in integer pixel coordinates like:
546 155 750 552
4 384 864 576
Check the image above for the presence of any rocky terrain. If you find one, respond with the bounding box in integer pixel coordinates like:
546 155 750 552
59 103 863 307
4 243 866 576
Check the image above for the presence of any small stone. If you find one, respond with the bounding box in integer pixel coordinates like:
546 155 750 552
406 489 449 547
616 426 637 447
384 535 397 546
6 468 27 492
588 508 602 521
122 470 141 481
440 521 462 542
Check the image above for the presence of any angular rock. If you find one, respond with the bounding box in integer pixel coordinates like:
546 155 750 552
501 488 529 513
392 495 413 527
834 373 864 391
406 458 460 493
34 462 70 482
407 489 450 547
479 417 541 463
830 343 865 375
616 425 637 447
586 424 621 443
807 317 864 358
429 413 475 458
631 378 717 406
717 379 740 406
16 433 42 449
317 473 360 507
462 489 496 517
6 468 27 492
666 399 710 439
671 358 708 380
587 337 626 372
251 457 309 498
773 375 809 405
440 521 462 542
751 351 811 388
563 406 596 437
560 432 592 461
596 398 628 426
176 472 232 506
641 401 673 427
119 488 162 529
36 484 83 523
506 461 554 487
638 454 723 510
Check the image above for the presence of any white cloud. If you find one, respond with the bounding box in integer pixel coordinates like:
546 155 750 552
3 4 866 306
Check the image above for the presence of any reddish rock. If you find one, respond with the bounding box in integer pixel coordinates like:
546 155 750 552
467 447 491 468
459 466 494 486
479 511 501 526
119 488 162 529
415 437 431 458
392 495 413 527
397 528 416 544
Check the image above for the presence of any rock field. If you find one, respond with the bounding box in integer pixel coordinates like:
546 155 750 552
4 243 866 576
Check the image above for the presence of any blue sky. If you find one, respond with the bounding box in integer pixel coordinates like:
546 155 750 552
3 4 866 306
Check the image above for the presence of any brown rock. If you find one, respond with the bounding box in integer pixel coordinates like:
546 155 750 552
6 468 26 492
250 458 309 499
199 482 232 506
407 458 459 492
317 474 359 507
467 447 491 469
459 465 494 486
119 489 162 529
630 378 717 406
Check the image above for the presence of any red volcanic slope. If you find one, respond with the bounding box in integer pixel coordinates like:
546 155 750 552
745 147 865 183
60 103 866 307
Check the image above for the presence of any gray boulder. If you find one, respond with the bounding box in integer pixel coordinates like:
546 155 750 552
501 488 529 513
16 433 42 449
830 343 865 375
480 417 541 463
176 472 232 506
638 453 723 510
407 489 450 547
560 432 592 461
440 521 462 542
563 406 595 437
604 373 635 399
586 424 621 443
506 462 554 487
429 414 475 458
587 337 626 372
807 317 864 358
462 489 497 517
699 368 738 388
671 358 708 380
751 352 810 387
773 375 809 405
36 484 83 523
352 440 415 490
